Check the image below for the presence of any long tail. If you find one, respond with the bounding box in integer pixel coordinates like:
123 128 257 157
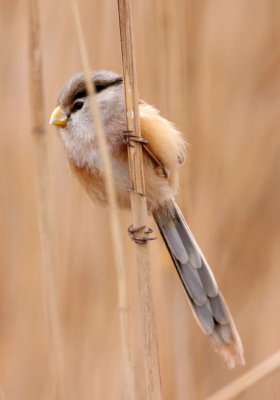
153 200 244 368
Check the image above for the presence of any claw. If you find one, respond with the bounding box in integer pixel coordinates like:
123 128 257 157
123 130 149 147
128 224 157 244
127 187 145 196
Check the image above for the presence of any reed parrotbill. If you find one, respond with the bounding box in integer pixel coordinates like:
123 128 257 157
50 70 244 368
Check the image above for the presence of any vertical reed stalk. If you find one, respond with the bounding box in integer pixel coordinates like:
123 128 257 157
27 0 64 398
117 1 162 399
70 1 134 398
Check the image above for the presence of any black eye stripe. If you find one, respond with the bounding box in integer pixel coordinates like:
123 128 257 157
95 77 123 93
73 90 87 101
72 77 123 102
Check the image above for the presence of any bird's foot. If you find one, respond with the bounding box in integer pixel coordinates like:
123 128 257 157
128 224 157 244
122 130 148 147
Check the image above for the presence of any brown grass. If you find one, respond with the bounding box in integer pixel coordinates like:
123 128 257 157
27 0 64 397
70 0 134 398
1 0 280 398
207 350 280 400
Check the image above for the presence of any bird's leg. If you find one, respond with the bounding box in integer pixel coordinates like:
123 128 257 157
142 144 169 179
123 131 168 179
128 224 157 244
123 130 157 244
123 130 147 196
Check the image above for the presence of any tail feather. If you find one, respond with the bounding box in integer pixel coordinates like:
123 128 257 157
153 200 244 368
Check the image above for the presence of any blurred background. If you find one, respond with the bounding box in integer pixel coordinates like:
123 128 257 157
1 0 280 398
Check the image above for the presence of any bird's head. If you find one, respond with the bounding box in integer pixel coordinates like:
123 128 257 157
49 70 125 165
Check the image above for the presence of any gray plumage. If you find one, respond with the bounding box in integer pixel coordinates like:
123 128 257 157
153 200 244 368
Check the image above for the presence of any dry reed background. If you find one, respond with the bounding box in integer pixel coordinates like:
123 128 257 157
1 0 280 399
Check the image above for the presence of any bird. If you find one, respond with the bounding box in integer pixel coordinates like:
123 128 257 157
50 70 244 368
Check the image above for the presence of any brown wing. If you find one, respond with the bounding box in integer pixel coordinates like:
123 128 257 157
139 102 186 185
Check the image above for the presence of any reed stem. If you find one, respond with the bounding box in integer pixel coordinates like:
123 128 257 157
207 350 280 400
117 1 162 398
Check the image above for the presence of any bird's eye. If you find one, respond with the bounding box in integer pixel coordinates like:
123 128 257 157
71 100 84 113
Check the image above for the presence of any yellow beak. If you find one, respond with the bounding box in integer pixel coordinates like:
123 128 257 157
49 106 68 127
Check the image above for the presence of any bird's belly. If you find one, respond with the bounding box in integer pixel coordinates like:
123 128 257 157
71 155 173 211
71 157 131 208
